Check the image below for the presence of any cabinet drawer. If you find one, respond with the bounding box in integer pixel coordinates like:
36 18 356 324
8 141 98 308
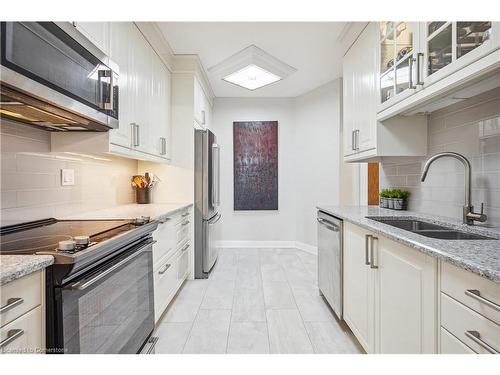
171 210 191 225
177 243 190 280
176 220 190 246
441 262 500 324
153 219 176 267
153 255 177 322
0 306 43 354
1 271 42 327
440 327 475 354
441 293 500 354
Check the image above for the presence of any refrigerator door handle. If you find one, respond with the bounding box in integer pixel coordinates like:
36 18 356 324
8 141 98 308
212 143 220 207
208 213 222 225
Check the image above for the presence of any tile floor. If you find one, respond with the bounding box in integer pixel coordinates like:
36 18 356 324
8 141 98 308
154 248 363 354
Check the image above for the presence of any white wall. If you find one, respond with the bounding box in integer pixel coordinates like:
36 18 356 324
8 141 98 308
212 79 342 249
212 97 297 244
294 80 341 247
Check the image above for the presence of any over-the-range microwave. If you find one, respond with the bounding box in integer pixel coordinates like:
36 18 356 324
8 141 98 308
0 22 119 131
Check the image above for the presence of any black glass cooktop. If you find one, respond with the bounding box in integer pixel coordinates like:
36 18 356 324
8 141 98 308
0 218 136 254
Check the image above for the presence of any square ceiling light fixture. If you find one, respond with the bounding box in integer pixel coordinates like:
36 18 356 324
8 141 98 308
208 45 296 91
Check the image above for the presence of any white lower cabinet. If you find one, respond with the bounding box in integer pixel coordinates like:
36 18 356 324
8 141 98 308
152 209 192 323
343 222 375 352
439 262 500 354
343 222 437 353
376 236 437 353
0 270 45 354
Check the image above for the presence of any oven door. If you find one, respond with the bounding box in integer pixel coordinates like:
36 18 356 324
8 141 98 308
57 239 154 354
0 22 118 129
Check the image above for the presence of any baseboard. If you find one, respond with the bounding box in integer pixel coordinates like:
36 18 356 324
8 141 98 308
294 241 318 255
216 240 317 255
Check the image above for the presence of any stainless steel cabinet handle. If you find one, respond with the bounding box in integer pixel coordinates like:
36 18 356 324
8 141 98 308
465 331 499 354
130 123 136 146
351 130 356 151
416 52 424 85
135 124 140 147
158 263 171 275
0 297 24 314
317 217 339 232
0 329 24 349
201 110 206 125
159 137 166 155
131 123 140 147
465 290 500 312
370 236 378 269
408 57 417 89
70 241 154 290
356 130 360 150
365 234 372 265
181 243 190 252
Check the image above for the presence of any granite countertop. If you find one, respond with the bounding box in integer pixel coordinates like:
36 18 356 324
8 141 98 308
60 202 193 221
1 255 54 286
317 205 500 283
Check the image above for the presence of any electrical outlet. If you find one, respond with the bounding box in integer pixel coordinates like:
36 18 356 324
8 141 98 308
61 169 75 186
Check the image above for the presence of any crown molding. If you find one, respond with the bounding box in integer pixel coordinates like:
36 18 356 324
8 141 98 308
172 55 215 104
134 22 175 72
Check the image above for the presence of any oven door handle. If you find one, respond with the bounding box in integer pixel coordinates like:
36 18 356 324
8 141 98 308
70 240 155 291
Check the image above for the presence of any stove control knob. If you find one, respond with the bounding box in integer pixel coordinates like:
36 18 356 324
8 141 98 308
134 216 150 225
58 240 76 251
74 236 90 246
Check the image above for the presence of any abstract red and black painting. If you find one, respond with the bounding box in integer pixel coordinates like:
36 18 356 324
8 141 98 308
233 121 278 210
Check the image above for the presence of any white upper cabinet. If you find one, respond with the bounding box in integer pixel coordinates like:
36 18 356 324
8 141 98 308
108 22 133 149
343 23 427 162
378 22 422 111
377 21 500 120
72 22 109 54
193 77 211 129
343 23 377 158
423 22 500 86
53 22 172 163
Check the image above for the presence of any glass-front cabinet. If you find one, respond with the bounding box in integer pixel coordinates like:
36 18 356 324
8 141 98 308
377 21 499 112
379 22 421 108
424 22 497 84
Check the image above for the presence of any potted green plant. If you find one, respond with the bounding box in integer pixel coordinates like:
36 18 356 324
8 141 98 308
393 189 410 210
386 189 396 209
379 189 390 208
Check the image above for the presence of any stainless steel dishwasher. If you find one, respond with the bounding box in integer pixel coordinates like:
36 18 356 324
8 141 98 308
317 210 343 319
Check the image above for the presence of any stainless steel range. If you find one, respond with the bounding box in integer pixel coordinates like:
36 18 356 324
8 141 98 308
0 217 158 354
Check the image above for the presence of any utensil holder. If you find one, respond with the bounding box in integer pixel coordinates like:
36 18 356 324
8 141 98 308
136 188 152 204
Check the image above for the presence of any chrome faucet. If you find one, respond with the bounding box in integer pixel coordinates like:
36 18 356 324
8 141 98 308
421 152 487 225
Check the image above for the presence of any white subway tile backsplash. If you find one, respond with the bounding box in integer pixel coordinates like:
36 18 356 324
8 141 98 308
1 120 138 223
381 90 500 226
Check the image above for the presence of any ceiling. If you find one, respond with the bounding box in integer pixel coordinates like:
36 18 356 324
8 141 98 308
157 22 347 98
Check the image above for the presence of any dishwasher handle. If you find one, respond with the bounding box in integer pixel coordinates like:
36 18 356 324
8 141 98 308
317 217 340 232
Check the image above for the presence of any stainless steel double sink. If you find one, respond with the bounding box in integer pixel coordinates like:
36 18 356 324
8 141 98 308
366 217 496 240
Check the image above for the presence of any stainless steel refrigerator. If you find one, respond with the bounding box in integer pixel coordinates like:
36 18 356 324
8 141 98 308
194 129 221 278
